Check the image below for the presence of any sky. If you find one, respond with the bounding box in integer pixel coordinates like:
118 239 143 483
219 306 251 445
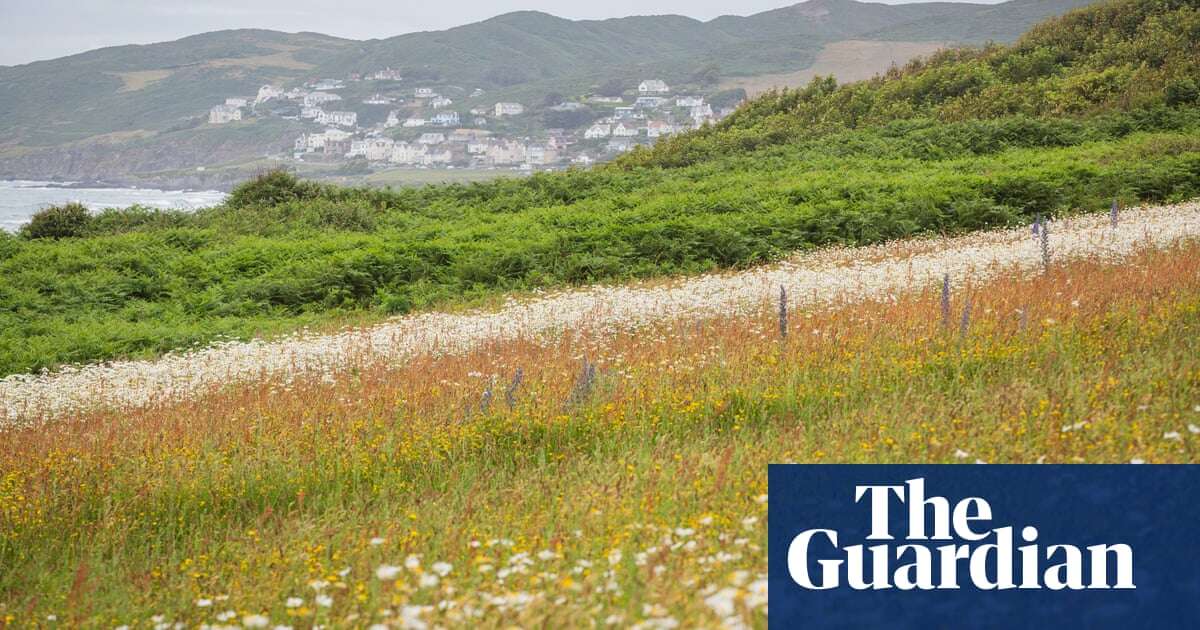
0 0 1004 66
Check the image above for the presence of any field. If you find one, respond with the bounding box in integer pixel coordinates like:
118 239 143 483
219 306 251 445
1 2 1198 625
2 204 1199 626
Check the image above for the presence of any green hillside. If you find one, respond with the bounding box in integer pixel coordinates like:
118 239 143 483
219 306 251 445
0 30 350 146
0 0 1196 376
0 0 1094 182
622 0 1200 167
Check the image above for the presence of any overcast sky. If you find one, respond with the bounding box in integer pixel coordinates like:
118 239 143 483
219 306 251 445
0 0 1004 66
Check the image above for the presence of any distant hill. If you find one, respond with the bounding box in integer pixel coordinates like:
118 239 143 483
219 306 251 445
620 0 1200 168
0 0 1096 185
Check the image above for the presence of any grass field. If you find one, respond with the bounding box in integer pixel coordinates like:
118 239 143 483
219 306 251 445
2 222 1197 627
1 3 1196 624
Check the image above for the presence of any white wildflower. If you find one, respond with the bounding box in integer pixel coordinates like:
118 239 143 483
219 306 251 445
376 564 402 580
704 587 739 617
242 615 270 629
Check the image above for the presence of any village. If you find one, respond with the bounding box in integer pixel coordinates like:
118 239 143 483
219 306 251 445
207 72 740 172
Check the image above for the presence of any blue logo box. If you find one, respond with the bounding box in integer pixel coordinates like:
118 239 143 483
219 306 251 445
768 465 1200 629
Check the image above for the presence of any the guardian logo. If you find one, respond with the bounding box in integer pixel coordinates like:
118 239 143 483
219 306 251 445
787 478 1135 591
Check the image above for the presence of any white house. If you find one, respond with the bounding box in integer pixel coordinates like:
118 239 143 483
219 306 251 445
303 133 327 152
304 91 342 107
690 103 714 124
403 117 427 128
487 140 526 165
364 137 396 161
417 132 446 145
371 68 403 81
390 142 428 165
347 139 370 158
612 122 639 137
256 85 284 104
431 111 460 126
466 140 491 155
225 97 248 108
494 102 525 117
414 87 437 98
363 94 393 105
431 96 454 109
584 123 611 139
317 110 358 127
676 96 704 108
635 96 667 108
385 111 401 128
208 104 242 124
524 145 558 166
638 80 669 94
300 106 324 120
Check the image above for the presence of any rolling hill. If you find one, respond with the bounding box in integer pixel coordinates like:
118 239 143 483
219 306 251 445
0 0 1094 185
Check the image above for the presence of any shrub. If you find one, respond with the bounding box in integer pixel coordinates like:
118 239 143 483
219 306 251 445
0 228 20 260
20 202 92 239
1165 78 1199 107
227 169 320 208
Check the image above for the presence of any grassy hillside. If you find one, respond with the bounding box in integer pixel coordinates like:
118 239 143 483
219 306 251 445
623 0 1200 168
0 0 1196 377
0 30 348 147
0 0 1094 180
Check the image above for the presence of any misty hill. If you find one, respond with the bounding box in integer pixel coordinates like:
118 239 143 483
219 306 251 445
0 0 1094 184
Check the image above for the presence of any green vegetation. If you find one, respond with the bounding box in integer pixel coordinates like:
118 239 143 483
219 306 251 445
0 0 1197 377
19 203 92 240
623 0 1200 168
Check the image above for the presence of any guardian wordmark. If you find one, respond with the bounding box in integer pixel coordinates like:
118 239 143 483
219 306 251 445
787 478 1135 591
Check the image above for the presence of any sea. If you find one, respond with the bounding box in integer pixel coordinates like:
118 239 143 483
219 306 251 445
0 180 227 232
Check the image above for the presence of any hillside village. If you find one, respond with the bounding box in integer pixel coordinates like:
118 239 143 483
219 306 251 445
207 73 739 172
